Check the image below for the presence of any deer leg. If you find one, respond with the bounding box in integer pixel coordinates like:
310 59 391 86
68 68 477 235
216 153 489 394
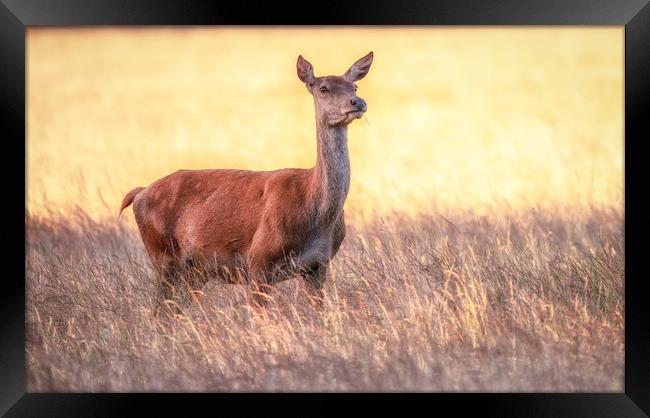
176 258 210 305
152 257 185 317
246 254 276 310
154 274 183 316
302 262 328 310
246 226 284 310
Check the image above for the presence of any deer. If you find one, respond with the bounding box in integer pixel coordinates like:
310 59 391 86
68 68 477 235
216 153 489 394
119 51 373 313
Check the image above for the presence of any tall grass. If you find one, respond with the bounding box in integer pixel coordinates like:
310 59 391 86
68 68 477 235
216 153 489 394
26 206 623 391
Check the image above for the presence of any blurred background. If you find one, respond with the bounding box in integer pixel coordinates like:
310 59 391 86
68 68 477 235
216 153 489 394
27 27 623 222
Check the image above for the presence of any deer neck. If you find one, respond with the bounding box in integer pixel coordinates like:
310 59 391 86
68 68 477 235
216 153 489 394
311 118 351 222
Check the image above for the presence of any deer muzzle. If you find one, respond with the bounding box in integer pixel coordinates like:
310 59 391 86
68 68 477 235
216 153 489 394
349 97 367 112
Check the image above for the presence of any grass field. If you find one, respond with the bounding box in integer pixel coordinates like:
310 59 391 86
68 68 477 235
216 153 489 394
26 28 624 391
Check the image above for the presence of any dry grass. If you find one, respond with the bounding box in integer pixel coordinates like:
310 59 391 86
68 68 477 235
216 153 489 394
26 28 623 391
26 207 623 391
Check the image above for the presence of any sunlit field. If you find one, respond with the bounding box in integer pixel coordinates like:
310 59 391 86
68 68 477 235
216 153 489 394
26 28 624 391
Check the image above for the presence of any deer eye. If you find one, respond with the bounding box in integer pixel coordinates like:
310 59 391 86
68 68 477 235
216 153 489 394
319 86 328 93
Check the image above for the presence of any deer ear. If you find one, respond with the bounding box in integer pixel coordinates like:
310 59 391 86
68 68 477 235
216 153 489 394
344 51 373 82
297 55 315 85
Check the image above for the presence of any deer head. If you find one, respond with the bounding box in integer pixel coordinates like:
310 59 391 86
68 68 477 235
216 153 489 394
297 51 373 127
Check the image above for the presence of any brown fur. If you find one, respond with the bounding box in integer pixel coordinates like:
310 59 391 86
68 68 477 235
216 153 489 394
121 52 373 310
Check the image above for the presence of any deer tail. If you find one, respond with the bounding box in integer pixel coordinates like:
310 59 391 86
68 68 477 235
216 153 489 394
119 186 145 217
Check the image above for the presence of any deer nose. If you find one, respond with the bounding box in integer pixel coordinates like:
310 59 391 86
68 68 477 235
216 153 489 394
350 97 366 110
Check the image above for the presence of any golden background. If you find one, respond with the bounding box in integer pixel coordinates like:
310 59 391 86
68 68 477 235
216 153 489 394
27 28 623 221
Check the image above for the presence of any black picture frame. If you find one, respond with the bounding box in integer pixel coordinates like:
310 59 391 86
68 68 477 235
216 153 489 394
3 0 649 416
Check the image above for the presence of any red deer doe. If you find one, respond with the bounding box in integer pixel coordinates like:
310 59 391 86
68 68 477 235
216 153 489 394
120 51 373 313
